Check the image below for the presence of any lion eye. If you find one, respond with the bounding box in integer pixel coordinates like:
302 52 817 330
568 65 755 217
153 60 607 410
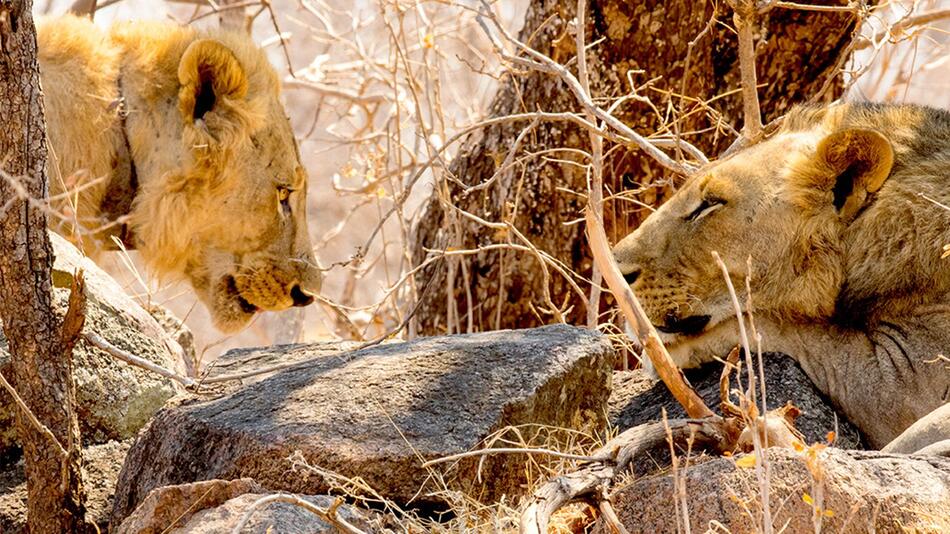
277 186 293 213
685 197 724 221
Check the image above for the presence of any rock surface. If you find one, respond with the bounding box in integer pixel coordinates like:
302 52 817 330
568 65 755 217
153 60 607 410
0 439 132 533
597 448 950 533
111 324 614 523
0 233 183 456
204 340 363 386
115 478 260 533
609 353 863 448
146 304 197 377
118 481 374 534
883 402 950 455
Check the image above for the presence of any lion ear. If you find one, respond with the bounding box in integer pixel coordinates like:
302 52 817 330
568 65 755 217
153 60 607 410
814 128 894 222
177 39 249 144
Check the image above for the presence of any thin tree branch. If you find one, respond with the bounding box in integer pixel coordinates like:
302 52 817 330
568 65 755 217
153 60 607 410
83 332 197 389
231 494 368 534
731 0 763 139
584 207 713 419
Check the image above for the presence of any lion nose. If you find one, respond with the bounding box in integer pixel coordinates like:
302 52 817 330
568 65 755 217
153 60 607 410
289 285 315 307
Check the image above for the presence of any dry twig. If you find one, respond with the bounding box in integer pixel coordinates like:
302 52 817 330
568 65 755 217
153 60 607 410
83 331 197 389
519 417 740 534
729 0 763 139
230 493 368 534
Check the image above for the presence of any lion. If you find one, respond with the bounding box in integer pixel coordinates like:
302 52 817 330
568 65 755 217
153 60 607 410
35 15 322 332
612 102 950 450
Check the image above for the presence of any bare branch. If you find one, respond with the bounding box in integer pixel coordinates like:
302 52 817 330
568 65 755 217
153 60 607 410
585 207 713 419
422 446 597 468
476 0 703 175
730 0 763 139
855 8 950 50
231 494 368 534
83 331 197 389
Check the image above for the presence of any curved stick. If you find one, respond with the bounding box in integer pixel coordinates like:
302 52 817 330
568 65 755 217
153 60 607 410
519 417 740 534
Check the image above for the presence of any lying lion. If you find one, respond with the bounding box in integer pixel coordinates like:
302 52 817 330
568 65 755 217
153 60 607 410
37 15 321 332
613 102 950 451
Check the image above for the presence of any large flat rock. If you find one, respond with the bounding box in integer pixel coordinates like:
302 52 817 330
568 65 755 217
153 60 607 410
609 353 864 449
0 233 183 458
597 448 950 533
116 479 373 534
111 324 614 523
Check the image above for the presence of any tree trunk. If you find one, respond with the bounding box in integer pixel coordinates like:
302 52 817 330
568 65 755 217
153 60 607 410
411 1 861 336
0 1 90 531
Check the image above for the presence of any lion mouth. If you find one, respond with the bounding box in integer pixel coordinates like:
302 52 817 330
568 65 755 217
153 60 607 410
656 314 711 336
224 275 260 314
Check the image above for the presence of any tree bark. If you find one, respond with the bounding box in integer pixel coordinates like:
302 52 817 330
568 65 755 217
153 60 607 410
411 0 862 335
0 1 90 531
217 0 251 33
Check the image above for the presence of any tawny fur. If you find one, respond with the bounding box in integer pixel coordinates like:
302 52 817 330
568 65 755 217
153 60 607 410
37 15 321 332
613 102 950 448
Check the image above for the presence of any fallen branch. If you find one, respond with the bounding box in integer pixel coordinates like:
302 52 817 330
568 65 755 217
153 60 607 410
83 331 197 389
519 417 740 534
598 499 631 534
230 493 368 534
584 207 713 419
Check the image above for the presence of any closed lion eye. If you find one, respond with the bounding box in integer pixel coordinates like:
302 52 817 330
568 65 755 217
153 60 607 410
685 197 725 221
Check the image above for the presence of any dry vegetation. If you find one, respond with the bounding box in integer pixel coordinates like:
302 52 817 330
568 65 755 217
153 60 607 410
24 0 950 531
36 0 949 365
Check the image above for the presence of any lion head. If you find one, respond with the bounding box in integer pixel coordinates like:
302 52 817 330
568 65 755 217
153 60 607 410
104 26 324 332
609 104 950 365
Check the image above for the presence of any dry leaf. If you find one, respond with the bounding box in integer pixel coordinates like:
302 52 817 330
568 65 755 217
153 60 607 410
735 454 756 468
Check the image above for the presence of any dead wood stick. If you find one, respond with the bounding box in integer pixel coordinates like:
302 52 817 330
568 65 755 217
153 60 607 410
731 0 763 139
576 0 605 330
519 417 738 534
585 207 713 419
83 331 197 389
231 493 368 534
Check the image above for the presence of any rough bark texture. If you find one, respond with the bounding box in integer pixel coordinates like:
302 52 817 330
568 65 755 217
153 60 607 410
0 440 132 534
412 1 861 334
0 1 90 531
0 232 183 458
